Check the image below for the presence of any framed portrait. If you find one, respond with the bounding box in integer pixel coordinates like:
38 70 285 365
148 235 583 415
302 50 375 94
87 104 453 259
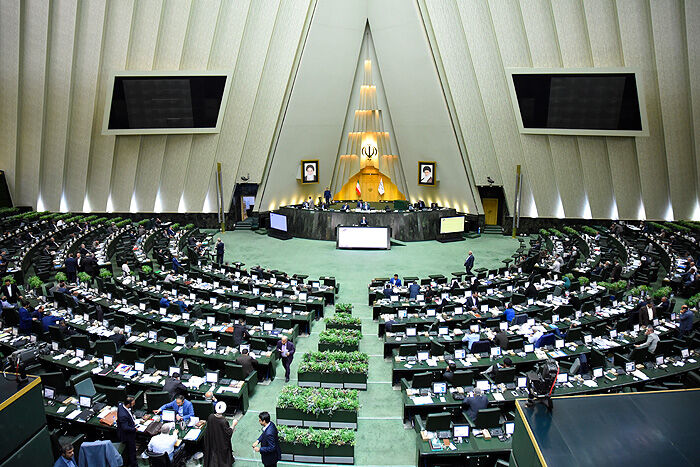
301 160 319 184
418 161 436 186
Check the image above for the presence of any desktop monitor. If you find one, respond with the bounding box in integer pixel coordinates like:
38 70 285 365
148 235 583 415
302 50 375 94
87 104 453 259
454 307 463 315
51 342 59 351
555 339 564 349
76 349 85 359
417 351 430 361
103 355 113 366
398 310 407 319
656 356 664 365
426 309 436 317
253 288 260 295
283 306 292 314
517 376 527 388
176 336 186 345
149 331 158 340
182 313 190 320
476 380 490 391
625 362 635 373
470 325 480 333
455 349 466 359
134 361 145 372
125 325 132 334
43 386 55 400
139 303 146 310
299 292 308 301
207 340 217 350
312 281 320 288
438 327 448 336
79 395 92 408
480 305 489 312
682 349 690 358
490 347 501 357
584 334 592 344
552 314 559 323
206 316 216 325
557 373 568 383
453 425 470 438
593 367 603 378
240 344 250 353
416 294 425 302
432 382 447 394
406 328 417 337
505 422 515 435
524 344 534 353
206 371 219 384
162 410 176 422
263 322 274 332
499 322 508 331
169 366 180 376
232 301 240 309
609 330 618 338
256 304 265 311
391 295 399 302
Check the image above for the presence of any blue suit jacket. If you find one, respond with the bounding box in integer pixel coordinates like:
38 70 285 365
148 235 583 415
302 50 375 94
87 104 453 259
65 257 77 273
159 399 194 422
390 278 402 287
116 404 136 442
462 395 489 421
408 283 420 299
464 255 475 269
257 422 282 464
679 309 694 332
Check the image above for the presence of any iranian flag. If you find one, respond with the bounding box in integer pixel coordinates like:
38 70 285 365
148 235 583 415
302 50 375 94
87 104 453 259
355 181 361 196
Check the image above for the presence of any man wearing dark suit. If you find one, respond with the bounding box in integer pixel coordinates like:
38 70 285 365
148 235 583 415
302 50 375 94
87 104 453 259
678 304 694 338
233 319 250 346
276 336 295 382
464 251 475 275
216 238 225 265
389 274 402 287
610 260 623 282
359 216 368 227
65 254 77 283
493 330 509 350
639 302 657 326
172 256 181 274
656 296 671 317
462 387 489 421
83 254 97 276
117 396 138 467
253 411 281 467
236 348 255 377
1 279 21 304
163 373 188 400
417 200 426 209
466 291 480 311
109 327 127 350
408 282 421 300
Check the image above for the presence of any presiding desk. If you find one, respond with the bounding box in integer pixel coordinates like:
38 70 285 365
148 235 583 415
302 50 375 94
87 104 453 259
278 205 460 242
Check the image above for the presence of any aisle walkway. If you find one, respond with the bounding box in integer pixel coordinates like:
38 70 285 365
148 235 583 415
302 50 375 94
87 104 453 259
208 230 519 466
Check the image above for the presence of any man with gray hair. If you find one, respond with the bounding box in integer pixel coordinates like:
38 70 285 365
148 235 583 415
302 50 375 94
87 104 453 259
147 422 183 462
461 386 489 421
634 326 660 355
110 326 127 350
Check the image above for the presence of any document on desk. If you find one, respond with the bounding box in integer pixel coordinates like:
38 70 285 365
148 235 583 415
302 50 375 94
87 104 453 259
583 380 598 388
184 429 201 441
632 370 649 380
492 392 505 402
57 406 67 413
66 409 81 420
411 396 434 405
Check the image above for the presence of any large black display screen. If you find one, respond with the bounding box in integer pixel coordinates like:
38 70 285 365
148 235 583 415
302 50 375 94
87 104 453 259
511 73 642 131
107 76 227 130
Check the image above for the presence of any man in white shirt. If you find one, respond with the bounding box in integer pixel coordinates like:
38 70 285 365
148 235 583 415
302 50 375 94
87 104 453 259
147 422 179 460
121 262 131 277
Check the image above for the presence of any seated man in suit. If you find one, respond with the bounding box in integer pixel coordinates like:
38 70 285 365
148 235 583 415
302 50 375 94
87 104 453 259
160 294 170 309
462 387 489 421
466 290 481 311
408 282 420 300
110 327 127 349
656 296 671 317
236 348 255 377
382 283 393 299
389 274 402 287
443 361 457 385
155 394 194 423
678 304 694 338
54 443 77 467
341 202 350 211
359 216 368 227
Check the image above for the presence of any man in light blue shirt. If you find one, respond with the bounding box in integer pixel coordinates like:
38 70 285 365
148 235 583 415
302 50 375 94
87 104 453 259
54 443 77 467
462 331 481 351
155 394 194 422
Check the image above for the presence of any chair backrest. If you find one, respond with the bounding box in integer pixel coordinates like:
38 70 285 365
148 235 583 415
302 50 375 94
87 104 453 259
430 341 446 357
425 412 452 431
474 407 502 428
536 333 556 348
151 354 176 371
471 340 491 354
146 391 172 411
451 370 473 387
147 450 171 467
412 372 433 389
492 367 516 384
511 293 526 305
218 333 235 347
69 334 91 351
191 400 214 420
48 325 65 343
508 337 524 351
566 327 582 342
277 318 292 330
94 340 117 358
118 348 139 365
250 338 268 351
72 375 96 397
224 363 245 380
94 383 126 407
398 344 418 356
186 359 205 377
511 314 528 326
40 371 67 393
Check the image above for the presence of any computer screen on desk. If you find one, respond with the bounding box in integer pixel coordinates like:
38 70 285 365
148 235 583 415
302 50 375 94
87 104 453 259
263 322 274 332
162 410 175 422
557 373 568 383
432 382 447 394
455 349 466 359
44 386 55 400
207 340 217 350
524 344 534 353
398 309 407 319
593 368 603 378
506 422 515 435
625 362 635 373
79 395 92 408
438 327 448 335
206 371 219 384
453 425 470 438
406 327 417 337
418 351 429 361
517 376 527 388
476 380 490 391
169 366 180 376
134 361 145 372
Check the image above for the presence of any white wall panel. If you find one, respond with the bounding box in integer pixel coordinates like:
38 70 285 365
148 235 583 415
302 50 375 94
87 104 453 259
650 0 695 219
0 1 20 201
85 0 134 212
63 0 105 212
687 0 700 206
38 0 77 212
15 0 49 208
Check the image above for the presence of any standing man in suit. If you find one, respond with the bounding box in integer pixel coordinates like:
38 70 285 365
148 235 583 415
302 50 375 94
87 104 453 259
324 187 332 205
117 396 138 467
678 304 694 338
462 387 489 421
464 251 475 275
163 373 188 400
253 411 281 467
64 254 77 283
408 282 420 300
216 238 225 265
233 318 250 346
610 260 623 282
276 335 295 382
639 302 657 326
172 255 181 274
1 278 21 304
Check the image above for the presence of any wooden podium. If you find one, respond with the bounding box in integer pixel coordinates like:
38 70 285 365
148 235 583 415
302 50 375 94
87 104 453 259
335 166 404 202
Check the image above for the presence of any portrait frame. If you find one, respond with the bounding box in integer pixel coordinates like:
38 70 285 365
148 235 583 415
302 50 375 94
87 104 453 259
301 160 319 184
418 161 436 186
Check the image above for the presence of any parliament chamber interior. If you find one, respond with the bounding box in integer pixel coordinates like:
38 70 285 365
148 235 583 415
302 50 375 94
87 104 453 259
0 1 699 467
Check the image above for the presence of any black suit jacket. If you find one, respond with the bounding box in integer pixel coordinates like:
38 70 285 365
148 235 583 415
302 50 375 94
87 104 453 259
464 255 475 270
163 377 188 400
236 354 255 377
466 296 480 310
1 284 20 303
233 323 250 346
276 340 295 360
109 333 127 350
257 422 282 465
117 404 136 442
639 306 657 326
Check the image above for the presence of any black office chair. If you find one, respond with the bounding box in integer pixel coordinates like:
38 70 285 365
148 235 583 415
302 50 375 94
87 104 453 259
430 341 446 357
192 400 214 420
48 325 66 344
218 333 235 347
511 314 528 326
40 371 67 394
146 450 171 467
424 412 452 431
451 370 474 387
411 372 434 389
94 340 117 358
566 327 582 343
398 344 418 356
186 359 206 377
148 354 178 371
118 348 139 365
464 407 501 429
391 323 406 334
250 338 268 351
508 336 524 351
277 318 292 330
69 334 91 352
490 367 516 385
471 340 491 354
146 391 172 411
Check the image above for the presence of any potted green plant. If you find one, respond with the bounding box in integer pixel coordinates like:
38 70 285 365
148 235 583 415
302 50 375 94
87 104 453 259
335 303 353 314
141 265 153 275
99 268 113 280
276 386 359 427
27 275 44 294
652 286 672 300
77 272 91 287
2 275 16 285
55 272 68 283
318 329 362 352
324 314 361 330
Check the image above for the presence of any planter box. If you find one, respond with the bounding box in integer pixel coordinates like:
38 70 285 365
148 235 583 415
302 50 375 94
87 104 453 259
324 444 354 458
295 443 324 463
281 443 354 464
298 371 367 390
297 371 321 387
276 407 358 429
326 322 362 330
318 343 360 352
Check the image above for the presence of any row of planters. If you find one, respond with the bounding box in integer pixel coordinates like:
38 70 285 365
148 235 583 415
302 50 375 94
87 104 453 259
279 426 355 464
318 329 362 352
324 314 361 330
276 386 360 429
298 351 369 390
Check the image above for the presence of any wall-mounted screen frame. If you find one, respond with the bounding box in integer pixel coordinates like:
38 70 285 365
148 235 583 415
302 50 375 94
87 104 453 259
505 67 648 137
102 70 233 135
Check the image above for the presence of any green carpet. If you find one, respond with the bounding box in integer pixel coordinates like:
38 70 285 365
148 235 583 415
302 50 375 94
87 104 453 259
193 231 519 466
